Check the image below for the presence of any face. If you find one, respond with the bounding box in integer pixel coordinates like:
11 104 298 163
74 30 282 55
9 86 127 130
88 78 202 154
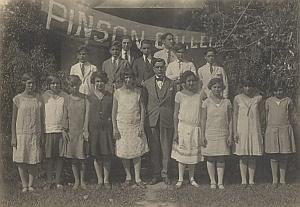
94 77 106 92
175 49 185 61
153 61 166 77
110 46 121 58
140 43 152 56
124 75 134 87
243 85 254 96
163 34 174 49
77 50 87 63
211 82 223 97
184 75 198 92
205 51 215 64
69 82 80 95
274 87 284 99
122 38 132 51
49 79 61 94
24 79 36 93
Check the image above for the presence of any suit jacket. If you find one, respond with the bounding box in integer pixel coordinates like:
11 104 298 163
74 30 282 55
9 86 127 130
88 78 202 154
132 56 156 86
101 58 130 93
143 76 176 128
70 62 97 95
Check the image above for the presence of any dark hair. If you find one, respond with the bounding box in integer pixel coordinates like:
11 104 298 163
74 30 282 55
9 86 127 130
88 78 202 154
76 45 89 53
174 43 186 52
120 68 136 81
141 39 152 47
121 35 132 42
21 72 37 83
153 58 166 66
91 71 109 84
45 74 61 89
241 77 255 88
205 47 217 55
180 71 198 83
67 75 82 86
160 32 174 41
207 78 225 90
272 80 286 91
110 41 122 50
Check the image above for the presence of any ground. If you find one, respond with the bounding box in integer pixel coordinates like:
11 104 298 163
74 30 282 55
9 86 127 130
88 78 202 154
1 177 299 207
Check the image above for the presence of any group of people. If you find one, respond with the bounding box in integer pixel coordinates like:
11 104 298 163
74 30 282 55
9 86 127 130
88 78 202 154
11 33 296 193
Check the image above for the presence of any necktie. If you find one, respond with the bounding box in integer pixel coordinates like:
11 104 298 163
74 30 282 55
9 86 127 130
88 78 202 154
113 59 117 67
210 64 213 74
167 50 171 65
124 52 128 61
80 63 84 76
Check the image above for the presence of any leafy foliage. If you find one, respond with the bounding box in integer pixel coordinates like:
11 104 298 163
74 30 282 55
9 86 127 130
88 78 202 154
190 0 298 99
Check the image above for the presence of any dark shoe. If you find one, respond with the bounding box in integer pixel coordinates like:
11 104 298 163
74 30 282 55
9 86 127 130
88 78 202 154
148 177 162 185
122 180 132 187
163 177 171 185
136 181 146 189
104 183 111 190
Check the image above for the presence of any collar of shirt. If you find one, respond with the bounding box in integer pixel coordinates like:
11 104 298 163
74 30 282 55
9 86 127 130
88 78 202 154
143 55 152 62
112 57 119 64
122 49 130 56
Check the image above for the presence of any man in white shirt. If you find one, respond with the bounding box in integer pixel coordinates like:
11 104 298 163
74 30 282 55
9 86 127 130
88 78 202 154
70 45 97 95
197 48 228 99
166 43 197 81
154 33 177 66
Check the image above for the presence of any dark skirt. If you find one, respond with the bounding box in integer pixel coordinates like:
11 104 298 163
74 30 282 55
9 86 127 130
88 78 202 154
89 125 114 160
45 133 64 159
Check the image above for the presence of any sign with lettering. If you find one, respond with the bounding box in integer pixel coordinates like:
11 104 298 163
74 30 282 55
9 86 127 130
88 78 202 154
41 0 217 49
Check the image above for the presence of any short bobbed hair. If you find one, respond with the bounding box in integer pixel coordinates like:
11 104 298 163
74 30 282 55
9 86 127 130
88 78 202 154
120 68 136 81
180 71 198 83
67 75 82 86
21 72 37 84
207 78 225 90
91 71 109 84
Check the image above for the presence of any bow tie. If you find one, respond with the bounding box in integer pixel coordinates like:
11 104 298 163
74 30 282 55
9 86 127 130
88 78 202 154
155 77 164 81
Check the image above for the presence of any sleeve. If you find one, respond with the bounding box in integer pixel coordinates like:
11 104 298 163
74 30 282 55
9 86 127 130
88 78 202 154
190 62 197 75
256 95 263 103
221 67 229 99
265 98 270 110
70 65 75 75
12 95 19 107
226 99 232 108
165 64 174 80
175 92 181 103
92 64 98 72
233 95 239 106
113 89 119 101
198 68 203 81
62 95 69 131
287 97 294 111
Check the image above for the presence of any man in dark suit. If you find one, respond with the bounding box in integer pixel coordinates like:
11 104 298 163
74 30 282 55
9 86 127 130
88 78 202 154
132 39 156 87
102 41 130 93
143 58 176 185
121 35 142 66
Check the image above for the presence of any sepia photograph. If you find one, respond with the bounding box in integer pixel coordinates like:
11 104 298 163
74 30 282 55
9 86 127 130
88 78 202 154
0 0 299 206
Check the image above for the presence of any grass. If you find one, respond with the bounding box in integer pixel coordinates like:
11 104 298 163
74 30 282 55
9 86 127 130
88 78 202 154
156 182 300 207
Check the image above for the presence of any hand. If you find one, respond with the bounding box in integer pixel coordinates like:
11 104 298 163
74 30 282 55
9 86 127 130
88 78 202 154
62 130 70 142
83 130 89 142
173 133 179 144
201 137 207 147
11 137 17 148
226 136 232 146
234 135 239 143
113 128 121 140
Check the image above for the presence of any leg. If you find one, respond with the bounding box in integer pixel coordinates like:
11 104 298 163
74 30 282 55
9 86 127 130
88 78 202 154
176 162 185 188
188 164 199 187
71 159 80 190
28 164 37 190
148 126 162 180
270 158 279 184
239 158 248 185
248 158 256 185
216 159 225 189
94 159 104 184
80 160 87 189
133 157 142 183
121 159 132 182
159 126 173 181
45 158 54 184
55 158 63 186
207 159 216 187
279 154 288 184
103 159 111 184
17 163 28 190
